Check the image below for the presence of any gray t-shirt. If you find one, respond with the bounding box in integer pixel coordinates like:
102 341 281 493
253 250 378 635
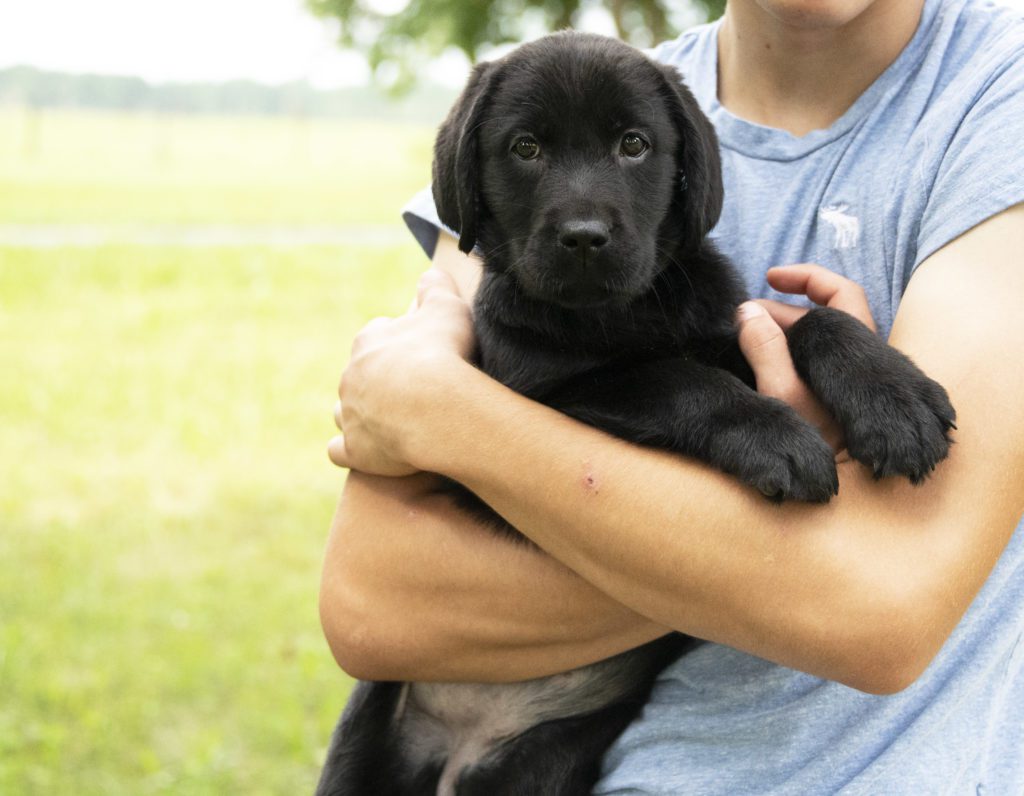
402 0 1024 791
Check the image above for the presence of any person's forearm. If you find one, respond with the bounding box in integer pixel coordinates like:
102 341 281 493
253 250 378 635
320 472 665 682
412 353 1015 694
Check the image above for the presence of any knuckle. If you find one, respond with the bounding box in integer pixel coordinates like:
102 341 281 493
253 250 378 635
418 269 449 293
425 290 458 309
427 293 469 322
352 316 388 349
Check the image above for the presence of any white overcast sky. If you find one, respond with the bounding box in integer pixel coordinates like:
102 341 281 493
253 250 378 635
1 0 1023 88
0 0 380 88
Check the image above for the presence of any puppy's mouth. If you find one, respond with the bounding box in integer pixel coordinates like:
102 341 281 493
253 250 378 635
550 286 628 309
519 278 634 310
509 245 654 310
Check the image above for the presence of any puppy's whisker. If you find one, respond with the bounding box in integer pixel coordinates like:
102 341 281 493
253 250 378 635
656 241 697 299
483 236 533 262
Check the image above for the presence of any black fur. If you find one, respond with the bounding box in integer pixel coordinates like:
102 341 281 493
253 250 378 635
318 32 955 795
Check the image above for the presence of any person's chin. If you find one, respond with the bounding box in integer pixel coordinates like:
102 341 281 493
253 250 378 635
751 0 879 30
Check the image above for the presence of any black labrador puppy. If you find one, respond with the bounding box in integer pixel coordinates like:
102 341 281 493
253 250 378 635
317 32 955 796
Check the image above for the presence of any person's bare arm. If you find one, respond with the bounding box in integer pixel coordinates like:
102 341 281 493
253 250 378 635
321 232 667 681
328 207 1024 694
321 471 666 681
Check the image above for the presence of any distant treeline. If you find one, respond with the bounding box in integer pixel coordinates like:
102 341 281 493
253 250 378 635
0 65 457 122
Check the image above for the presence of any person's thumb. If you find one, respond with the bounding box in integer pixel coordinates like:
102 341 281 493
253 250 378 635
736 301 800 398
416 268 459 307
327 434 351 469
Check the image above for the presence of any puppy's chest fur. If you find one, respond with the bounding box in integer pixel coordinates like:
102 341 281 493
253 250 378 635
396 653 648 794
472 254 744 400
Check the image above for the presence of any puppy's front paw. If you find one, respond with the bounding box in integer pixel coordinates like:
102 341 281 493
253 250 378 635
844 373 956 484
714 403 839 503
788 307 956 485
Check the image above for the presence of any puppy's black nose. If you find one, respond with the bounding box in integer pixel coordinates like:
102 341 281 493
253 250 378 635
558 220 609 252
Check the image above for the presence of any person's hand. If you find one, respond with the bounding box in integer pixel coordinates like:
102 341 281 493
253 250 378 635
736 264 878 454
329 268 475 475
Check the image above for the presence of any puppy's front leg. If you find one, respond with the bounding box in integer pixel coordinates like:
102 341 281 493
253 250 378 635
548 359 838 502
787 308 956 483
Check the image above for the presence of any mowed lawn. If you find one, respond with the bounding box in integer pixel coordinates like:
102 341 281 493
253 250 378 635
0 110 434 793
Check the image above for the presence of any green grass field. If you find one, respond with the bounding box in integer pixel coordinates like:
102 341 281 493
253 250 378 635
0 108 436 225
0 109 432 793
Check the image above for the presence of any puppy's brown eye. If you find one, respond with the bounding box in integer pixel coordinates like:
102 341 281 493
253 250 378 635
512 137 540 160
620 133 649 158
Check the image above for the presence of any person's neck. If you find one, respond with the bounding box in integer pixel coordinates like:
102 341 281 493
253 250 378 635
717 0 926 136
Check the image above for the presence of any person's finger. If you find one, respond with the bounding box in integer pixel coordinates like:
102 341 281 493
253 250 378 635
766 264 876 330
333 400 343 431
416 268 459 307
735 301 802 399
738 301 846 451
766 263 857 305
327 434 351 469
753 298 809 332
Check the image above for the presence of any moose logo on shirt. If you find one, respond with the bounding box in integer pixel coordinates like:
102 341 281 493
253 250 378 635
819 203 861 249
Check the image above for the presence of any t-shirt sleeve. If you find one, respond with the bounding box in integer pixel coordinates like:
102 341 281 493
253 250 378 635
915 47 1024 268
402 185 461 260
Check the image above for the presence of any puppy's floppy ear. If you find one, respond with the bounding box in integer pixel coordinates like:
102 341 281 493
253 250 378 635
655 63 724 247
432 61 499 254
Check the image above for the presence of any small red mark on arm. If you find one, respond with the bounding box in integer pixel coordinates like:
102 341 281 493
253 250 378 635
580 459 601 494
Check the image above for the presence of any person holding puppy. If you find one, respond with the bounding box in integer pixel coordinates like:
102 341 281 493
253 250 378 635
322 0 1024 792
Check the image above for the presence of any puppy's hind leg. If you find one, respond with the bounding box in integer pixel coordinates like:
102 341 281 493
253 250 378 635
787 307 956 483
454 699 650 796
317 681 439 796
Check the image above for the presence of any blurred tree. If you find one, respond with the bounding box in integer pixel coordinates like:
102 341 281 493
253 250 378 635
308 0 725 89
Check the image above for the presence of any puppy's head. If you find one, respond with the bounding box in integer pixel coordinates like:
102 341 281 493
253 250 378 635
433 32 722 309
